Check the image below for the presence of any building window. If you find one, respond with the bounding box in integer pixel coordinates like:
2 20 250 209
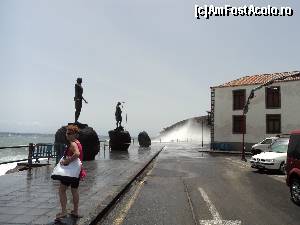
266 114 281 134
233 89 246 110
233 115 246 134
266 86 281 108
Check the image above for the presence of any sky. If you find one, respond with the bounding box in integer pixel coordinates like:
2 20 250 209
0 0 299 137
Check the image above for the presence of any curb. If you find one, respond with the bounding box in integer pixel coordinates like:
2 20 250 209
88 146 165 225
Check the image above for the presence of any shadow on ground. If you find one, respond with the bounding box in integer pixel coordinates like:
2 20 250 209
252 169 285 176
45 216 79 225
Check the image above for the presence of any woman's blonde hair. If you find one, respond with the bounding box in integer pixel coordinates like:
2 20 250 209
66 125 80 134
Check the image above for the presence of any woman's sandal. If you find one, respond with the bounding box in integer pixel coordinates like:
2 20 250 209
55 212 68 220
70 210 83 218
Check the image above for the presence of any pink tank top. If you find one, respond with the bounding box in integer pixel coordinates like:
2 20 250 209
66 140 86 179
66 140 83 161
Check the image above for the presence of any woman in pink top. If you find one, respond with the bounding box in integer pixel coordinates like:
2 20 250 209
56 125 83 219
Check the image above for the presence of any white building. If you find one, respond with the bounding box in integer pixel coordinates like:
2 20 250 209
210 71 300 151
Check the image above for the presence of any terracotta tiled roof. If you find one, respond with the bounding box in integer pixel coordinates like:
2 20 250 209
212 71 300 88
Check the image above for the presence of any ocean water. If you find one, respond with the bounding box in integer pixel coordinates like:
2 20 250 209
0 132 55 175
0 132 55 163
0 132 109 176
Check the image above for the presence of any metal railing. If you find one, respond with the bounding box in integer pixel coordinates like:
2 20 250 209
0 143 66 166
99 140 110 150
0 145 30 165
0 139 136 165
99 140 110 158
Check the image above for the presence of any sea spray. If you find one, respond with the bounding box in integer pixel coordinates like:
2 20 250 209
155 117 211 143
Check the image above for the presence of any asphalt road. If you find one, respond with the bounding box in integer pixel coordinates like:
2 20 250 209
99 143 300 225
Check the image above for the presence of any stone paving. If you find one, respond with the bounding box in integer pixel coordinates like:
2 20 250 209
0 143 165 225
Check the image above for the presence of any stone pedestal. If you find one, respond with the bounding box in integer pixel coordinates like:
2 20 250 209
108 126 131 151
55 123 100 161
138 131 151 147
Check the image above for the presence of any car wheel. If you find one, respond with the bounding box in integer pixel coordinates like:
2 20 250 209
279 162 286 174
290 178 300 205
257 168 264 172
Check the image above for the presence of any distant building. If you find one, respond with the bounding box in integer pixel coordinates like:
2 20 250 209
210 71 300 151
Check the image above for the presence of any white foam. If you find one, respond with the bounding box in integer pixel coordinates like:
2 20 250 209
0 162 20 176
156 119 211 142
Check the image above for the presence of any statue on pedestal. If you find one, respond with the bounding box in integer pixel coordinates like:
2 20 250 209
54 77 100 161
109 102 131 151
115 102 122 128
74 77 88 123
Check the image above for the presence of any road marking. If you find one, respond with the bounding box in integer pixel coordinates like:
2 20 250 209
198 187 242 225
112 168 154 225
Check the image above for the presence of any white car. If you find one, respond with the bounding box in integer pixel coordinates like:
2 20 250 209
250 138 289 174
251 136 279 155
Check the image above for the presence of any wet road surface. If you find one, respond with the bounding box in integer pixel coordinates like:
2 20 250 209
100 143 299 225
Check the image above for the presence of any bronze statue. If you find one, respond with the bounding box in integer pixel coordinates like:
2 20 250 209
115 102 122 128
74 78 88 123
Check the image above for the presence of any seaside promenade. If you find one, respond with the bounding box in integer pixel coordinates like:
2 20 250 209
1 142 299 225
0 143 165 225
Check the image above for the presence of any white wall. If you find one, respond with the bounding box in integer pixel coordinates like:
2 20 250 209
213 80 300 144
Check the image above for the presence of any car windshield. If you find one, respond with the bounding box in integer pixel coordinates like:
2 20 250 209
270 143 288 153
270 138 289 149
261 138 273 144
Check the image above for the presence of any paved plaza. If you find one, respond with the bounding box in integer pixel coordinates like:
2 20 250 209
0 144 165 225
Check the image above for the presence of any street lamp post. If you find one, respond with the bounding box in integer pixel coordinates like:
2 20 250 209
241 111 246 161
241 71 300 161
241 89 256 161
201 119 204 148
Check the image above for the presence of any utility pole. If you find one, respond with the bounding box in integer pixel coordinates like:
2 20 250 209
201 119 204 147
241 71 300 161
241 111 246 161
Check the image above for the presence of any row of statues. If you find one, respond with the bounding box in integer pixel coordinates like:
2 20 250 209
74 78 123 128
54 77 149 161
